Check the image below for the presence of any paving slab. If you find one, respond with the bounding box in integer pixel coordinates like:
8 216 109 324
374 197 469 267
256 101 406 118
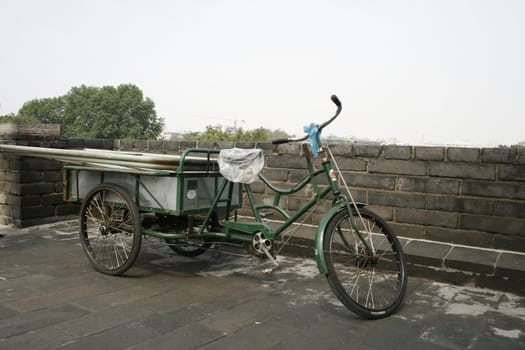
0 221 524 349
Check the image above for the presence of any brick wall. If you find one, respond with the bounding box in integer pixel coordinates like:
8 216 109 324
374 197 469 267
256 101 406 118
1 127 524 254
0 124 112 227
115 139 525 254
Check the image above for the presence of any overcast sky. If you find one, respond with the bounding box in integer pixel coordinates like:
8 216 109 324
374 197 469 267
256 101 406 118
1 0 523 146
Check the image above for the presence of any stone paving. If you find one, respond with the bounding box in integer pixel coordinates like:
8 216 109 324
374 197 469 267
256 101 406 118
1 220 524 349
278 221 525 296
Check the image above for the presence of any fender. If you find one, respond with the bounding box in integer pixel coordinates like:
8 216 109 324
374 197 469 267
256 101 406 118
314 202 366 275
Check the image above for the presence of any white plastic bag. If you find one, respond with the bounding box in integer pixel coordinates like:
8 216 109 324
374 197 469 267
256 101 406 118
218 148 264 184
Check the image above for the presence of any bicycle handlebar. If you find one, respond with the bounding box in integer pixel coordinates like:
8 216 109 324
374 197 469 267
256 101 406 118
271 95 342 145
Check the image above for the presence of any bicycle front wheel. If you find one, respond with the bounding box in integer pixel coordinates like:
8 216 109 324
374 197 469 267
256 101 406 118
323 207 407 319
79 183 142 275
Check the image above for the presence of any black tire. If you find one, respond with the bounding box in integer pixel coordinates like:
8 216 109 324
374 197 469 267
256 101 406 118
323 207 407 319
164 238 210 257
79 183 142 275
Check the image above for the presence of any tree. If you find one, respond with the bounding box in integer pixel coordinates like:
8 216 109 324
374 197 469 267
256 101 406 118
195 125 236 141
18 97 64 124
17 84 164 139
187 125 293 142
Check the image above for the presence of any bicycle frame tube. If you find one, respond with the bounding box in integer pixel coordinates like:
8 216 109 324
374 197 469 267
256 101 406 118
246 144 339 240
248 181 333 240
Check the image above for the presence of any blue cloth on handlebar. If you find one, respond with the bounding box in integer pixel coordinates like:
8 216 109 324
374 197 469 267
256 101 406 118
303 123 320 157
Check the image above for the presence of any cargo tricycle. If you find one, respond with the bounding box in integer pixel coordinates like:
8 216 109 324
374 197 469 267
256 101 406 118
2 95 407 319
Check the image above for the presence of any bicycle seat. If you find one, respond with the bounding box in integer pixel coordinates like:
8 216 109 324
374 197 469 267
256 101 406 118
218 148 264 184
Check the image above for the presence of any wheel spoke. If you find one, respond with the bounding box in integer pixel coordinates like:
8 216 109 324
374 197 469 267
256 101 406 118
323 208 407 319
79 184 141 275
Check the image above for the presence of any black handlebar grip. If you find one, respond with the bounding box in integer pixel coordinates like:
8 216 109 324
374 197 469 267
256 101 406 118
271 138 290 145
331 94 341 107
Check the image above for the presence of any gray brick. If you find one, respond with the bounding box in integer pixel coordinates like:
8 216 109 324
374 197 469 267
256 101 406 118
460 214 525 236
235 141 256 149
364 205 394 221
383 145 412 160
369 159 427 176
112 139 121 151
495 201 525 218
42 193 64 205
343 173 395 190
8 158 21 171
462 180 525 200
20 195 41 206
254 141 274 151
328 144 353 157
0 326 75 350
396 208 458 228
499 164 525 182
368 191 426 208
20 206 56 219
445 246 497 274
425 227 494 248
162 140 179 153
519 147 525 164
0 158 10 168
215 141 235 149
4 182 21 195
427 195 493 215
148 140 163 151
404 240 451 266
49 140 68 149
85 138 113 149
276 143 301 155
354 144 382 158
42 171 62 182
415 146 445 160
397 177 459 194
345 189 367 203
15 171 41 183
335 158 367 171
266 156 307 169
248 181 265 193
495 252 525 279
494 234 525 252
196 141 217 149
429 162 495 180
112 138 120 150
481 147 516 163
261 168 288 181
289 169 308 182
389 223 424 239
0 204 13 217
288 197 307 211
0 193 7 204
133 140 148 151
179 141 197 150
118 139 133 150
447 147 480 162
20 183 56 195
0 304 87 338
58 324 158 350
56 203 80 216
20 158 62 171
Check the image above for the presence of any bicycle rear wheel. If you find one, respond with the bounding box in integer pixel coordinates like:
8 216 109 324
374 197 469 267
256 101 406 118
323 207 407 319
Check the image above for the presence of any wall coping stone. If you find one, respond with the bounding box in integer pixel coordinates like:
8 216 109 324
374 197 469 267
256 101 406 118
0 123 60 136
